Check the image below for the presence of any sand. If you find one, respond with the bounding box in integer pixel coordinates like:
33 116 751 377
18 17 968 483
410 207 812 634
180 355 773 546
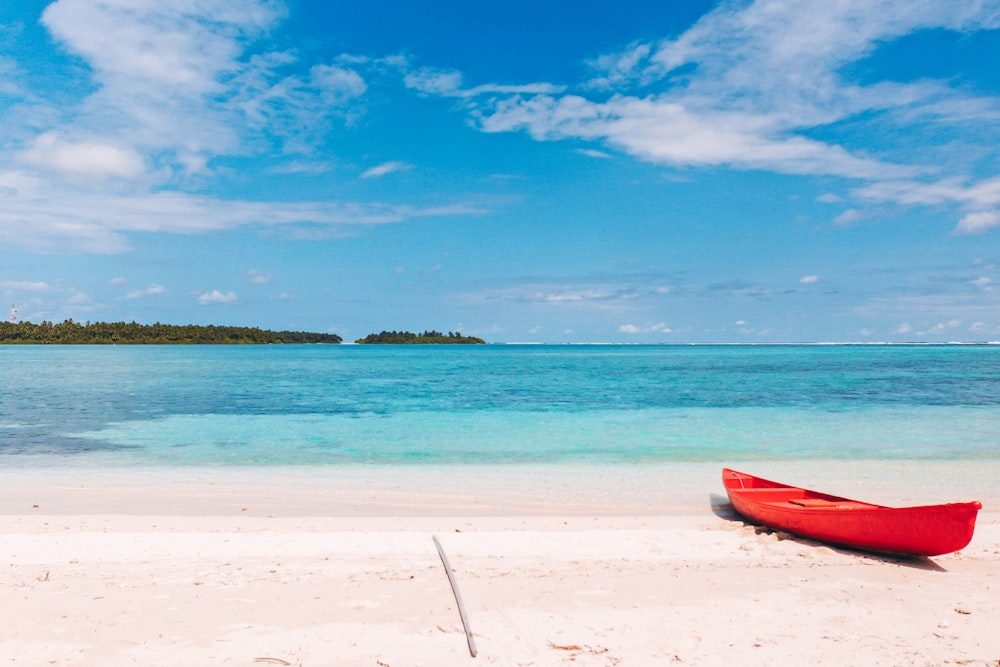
1 463 998 666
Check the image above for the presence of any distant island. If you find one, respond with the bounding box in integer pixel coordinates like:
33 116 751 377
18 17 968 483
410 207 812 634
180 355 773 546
0 320 343 344
355 330 486 344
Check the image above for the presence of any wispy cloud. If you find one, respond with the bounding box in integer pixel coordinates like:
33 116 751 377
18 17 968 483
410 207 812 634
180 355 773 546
459 280 647 310
360 161 410 179
854 176 1000 208
410 0 1000 229
247 269 272 285
854 175 1000 234
403 67 564 98
65 289 93 307
462 273 820 312
832 208 867 227
0 171 487 253
477 93 911 180
1 280 52 292
124 284 167 300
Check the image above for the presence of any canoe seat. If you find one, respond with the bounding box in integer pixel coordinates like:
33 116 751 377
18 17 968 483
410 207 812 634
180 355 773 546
788 498 841 508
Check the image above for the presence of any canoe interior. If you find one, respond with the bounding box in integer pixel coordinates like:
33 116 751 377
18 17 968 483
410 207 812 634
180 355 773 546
731 487 878 510
723 468 881 509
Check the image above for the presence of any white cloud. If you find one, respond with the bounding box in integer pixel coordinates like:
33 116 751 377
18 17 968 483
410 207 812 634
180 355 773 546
972 277 992 288
576 148 612 159
619 322 671 334
108 277 128 287
799 275 819 284
817 193 842 203
31 0 366 184
955 211 1000 235
124 284 166 299
310 64 367 104
833 208 866 227
361 161 410 179
478 93 907 179
21 132 145 181
854 176 1000 234
403 68 464 96
855 176 1000 208
893 323 912 335
198 290 238 305
42 0 285 91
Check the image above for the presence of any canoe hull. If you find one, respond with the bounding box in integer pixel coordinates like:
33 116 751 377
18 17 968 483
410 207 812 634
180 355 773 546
723 468 981 557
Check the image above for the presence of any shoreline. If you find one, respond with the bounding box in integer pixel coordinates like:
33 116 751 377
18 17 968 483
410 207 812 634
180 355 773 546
2 459 998 517
2 462 998 666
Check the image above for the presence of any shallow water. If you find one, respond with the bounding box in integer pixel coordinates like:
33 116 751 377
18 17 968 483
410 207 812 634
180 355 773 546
2 344 999 467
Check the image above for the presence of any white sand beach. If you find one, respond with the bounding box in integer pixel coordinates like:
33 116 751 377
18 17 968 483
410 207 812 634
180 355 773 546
1 463 998 666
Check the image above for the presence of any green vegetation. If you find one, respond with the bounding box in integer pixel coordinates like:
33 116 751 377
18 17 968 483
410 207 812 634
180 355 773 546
0 320 342 344
355 330 486 344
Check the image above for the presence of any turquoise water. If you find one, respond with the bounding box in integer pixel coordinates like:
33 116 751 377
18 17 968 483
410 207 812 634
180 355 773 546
1 345 999 466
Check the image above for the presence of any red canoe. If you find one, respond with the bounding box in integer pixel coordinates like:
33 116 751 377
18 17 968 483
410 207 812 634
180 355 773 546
722 468 982 557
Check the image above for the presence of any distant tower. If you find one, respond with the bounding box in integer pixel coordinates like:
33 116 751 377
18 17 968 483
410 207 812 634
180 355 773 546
9 303 18 324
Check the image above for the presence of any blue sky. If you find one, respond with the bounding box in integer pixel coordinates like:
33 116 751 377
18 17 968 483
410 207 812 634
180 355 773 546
2 0 999 343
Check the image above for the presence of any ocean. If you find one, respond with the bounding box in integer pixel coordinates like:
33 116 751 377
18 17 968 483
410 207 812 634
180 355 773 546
2 344 998 469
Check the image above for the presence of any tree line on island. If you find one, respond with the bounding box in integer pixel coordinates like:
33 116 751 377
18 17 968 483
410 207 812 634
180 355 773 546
354 330 486 344
0 320 342 344
0 320 487 345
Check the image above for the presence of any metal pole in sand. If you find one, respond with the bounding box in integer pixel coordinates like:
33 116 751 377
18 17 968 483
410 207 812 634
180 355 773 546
433 535 478 658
